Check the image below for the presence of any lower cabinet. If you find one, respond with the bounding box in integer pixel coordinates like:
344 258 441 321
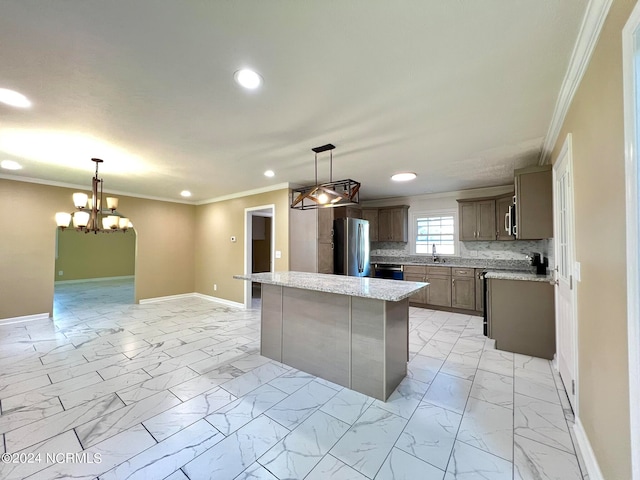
487 279 555 359
404 273 426 304
451 268 475 310
403 265 484 314
425 269 452 307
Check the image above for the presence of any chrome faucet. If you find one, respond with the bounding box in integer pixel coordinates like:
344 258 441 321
432 244 438 263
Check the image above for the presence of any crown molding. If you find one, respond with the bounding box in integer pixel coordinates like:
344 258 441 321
196 182 290 205
0 173 196 205
539 0 614 165
0 174 290 206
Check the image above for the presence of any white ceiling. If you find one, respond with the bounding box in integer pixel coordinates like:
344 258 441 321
0 0 588 203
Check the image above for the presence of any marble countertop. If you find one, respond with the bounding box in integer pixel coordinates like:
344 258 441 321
484 271 554 283
371 257 531 271
234 271 428 302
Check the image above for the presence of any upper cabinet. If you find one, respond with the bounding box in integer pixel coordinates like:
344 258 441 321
514 165 553 240
362 208 379 242
377 206 409 242
495 193 515 241
458 199 496 241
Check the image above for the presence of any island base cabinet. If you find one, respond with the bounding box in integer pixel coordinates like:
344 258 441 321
260 284 408 400
487 279 555 359
281 288 350 386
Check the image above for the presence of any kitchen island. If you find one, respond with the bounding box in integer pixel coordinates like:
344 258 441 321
234 272 427 400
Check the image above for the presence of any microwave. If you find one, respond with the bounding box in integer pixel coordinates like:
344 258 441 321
505 196 517 237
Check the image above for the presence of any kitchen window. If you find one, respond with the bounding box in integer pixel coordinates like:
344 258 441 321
413 211 457 255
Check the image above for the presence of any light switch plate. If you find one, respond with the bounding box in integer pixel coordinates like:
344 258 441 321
574 261 581 281
275 250 281 259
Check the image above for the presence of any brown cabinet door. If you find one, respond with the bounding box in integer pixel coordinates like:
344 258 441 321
476 200 496 240
515 166 553 239
452 276 475 310
405 273 426 304
475 269 484 312
495 194 514 241
317 208 334 244
391 208 408 242
425 275 452 307
378 209 392 241
362 209 379 242
458 202 477 241
317 241 334 274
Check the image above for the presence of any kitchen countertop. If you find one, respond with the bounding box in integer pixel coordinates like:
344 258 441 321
371 256 531 271
234 271 428 302
484 271 554 283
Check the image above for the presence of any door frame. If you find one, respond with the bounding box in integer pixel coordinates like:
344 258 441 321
622 5 640 477
244 204 275 309
552 133 579 413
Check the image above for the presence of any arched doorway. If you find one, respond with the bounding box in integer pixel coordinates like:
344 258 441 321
53 227 137 316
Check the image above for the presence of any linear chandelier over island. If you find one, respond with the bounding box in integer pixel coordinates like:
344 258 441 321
55 158 132 233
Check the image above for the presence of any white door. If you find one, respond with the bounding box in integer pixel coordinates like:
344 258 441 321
553 134 578 411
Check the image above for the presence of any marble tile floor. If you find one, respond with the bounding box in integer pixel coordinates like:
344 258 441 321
0 279 588 479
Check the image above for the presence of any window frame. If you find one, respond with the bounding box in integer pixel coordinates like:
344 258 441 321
410 209 459 256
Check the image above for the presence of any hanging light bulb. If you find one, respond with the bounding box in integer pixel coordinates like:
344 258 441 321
119 217 129 230
106 197 119 210
73 193 88 209
317 192 329 204
73 211 90 228
55 212 71 228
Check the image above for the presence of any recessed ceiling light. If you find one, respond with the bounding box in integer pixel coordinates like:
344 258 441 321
180 190 192 197
264 170 275 177
1 160 22 170
391 172 417 182
234 69 263 89
0 88 31 108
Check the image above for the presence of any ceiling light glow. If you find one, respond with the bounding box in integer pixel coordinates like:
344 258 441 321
0 88 31 108
0 160 22 170
180 190 192 197
234 69 262 89
264 170 275 177
391 172 417 182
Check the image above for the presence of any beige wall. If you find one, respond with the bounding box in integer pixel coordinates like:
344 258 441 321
55 228 136 281
550 1 635 477
0 179 196 319
195 189 289 304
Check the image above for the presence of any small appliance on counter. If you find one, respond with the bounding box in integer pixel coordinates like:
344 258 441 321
529 252 548 275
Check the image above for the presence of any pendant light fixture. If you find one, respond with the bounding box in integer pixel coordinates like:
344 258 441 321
290 144 360 210
55 158 132 233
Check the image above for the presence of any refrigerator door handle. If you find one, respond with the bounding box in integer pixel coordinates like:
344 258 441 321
357 224 362 273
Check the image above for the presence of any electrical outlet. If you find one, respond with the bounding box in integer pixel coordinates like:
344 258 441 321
58 270 63 276
275 250 281 259
214 284 217 291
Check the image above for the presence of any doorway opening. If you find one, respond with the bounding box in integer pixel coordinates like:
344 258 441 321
53 227 137 317
244 205 275 310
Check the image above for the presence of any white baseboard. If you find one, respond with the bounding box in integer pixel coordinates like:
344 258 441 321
138 292 244 309
573 417 605 480
138 293 195 304
192 293 245 309
55 275 134 285
0 312 50 325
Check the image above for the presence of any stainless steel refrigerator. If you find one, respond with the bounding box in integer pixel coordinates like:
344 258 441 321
334 217 371 277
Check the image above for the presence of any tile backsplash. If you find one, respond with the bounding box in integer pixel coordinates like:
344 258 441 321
372 239 554 265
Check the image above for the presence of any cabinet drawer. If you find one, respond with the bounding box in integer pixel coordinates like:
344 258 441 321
426 266 451 276
404 265 426 275
451 268 474 277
